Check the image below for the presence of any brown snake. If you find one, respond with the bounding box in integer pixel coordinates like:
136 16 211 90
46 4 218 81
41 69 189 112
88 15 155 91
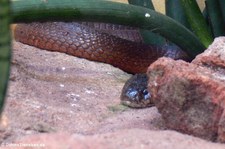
14 22 190 108
14 22 190 74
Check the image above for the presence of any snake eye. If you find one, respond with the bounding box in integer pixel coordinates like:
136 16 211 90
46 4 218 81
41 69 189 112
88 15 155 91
142 89 151 100
143 89 148 95
126 89 138 101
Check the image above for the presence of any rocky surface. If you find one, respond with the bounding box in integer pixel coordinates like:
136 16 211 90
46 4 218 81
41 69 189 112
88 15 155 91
2 129 225 149
0 40 224 148
147 37 225 142
192 37 225 69
0 41 163 147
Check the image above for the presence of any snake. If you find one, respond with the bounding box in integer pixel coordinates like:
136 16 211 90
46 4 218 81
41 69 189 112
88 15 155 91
14 22 190 108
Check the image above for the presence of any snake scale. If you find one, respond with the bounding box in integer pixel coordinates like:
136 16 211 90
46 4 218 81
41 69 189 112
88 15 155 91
14 22 190 108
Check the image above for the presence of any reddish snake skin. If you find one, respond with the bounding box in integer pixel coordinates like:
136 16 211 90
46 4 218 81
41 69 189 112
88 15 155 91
14 22 189 74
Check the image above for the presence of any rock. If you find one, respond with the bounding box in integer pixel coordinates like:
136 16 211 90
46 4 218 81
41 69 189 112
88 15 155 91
192 37 225 68
2 40 225 148
147 37 225 142
0 41 164 144
2 129 225 149
148 58 224 141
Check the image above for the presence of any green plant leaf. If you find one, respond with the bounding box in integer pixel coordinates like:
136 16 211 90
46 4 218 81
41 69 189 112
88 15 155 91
128 0 155 9
166 0 190 29
128 0 166 45
205 0 225 37
0 0 11 114
218 0 225 24
12 0 205 58
181 0 213 47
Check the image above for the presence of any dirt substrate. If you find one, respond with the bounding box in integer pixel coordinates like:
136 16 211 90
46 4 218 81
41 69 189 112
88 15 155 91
0 41 224 149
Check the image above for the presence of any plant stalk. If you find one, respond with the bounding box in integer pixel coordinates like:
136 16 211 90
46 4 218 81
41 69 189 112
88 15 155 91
12 0 205 58
181 0 213 47
0 0 11 113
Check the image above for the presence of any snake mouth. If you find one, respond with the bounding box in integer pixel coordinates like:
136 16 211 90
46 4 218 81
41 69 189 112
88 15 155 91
120 100 154 108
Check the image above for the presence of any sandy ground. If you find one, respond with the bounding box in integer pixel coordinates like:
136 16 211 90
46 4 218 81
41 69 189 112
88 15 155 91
0 41 164 142
0 41 224 149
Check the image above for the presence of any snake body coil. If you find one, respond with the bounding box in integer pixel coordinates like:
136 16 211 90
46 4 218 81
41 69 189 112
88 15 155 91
14 22 189 74
14 22 190 108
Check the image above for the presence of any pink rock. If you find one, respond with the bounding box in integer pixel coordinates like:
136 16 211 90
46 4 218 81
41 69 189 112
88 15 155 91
2 129 225 149
147 37 225 142
193 37 225 69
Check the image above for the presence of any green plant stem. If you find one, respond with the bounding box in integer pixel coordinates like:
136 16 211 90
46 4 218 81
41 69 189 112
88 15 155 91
202 8 208 22
166 0 190 29
218 0 225 25
128 0 166 45
206 0 225 37
0 0 11 113
165 0 190 47
128 0 154 9
181 0 213 47
12 0 205 58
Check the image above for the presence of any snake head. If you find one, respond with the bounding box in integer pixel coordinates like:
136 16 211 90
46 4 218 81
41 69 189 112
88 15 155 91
120 73 153 108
